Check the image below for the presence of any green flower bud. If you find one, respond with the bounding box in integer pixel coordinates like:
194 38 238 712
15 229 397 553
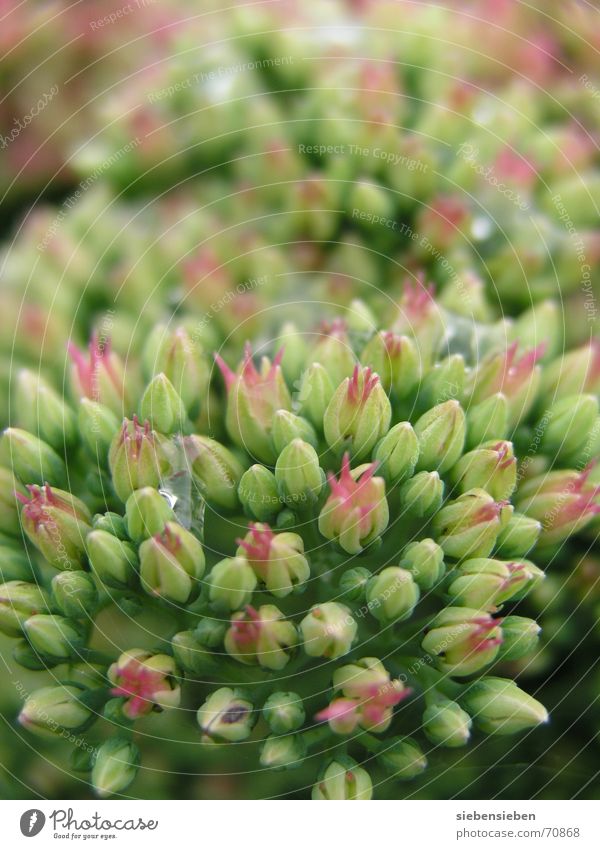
422 607 503 676
377 737 427 780
142 324 209 417
13 639 60 671
540 342 600 401
0 468 27 536
400 470 444 518
91 738 140 798
236 523 309 597
419 354 466 409
272 410 318 455
216 346 292 464
139 522 205 604
277 323 309 384
516 469 600 546
19 684 92 737
400 539 445 590
423 699 472 747
446 558 535 611
262 691 305 734
339 567 371 602
324 366 391 461
498 616 541 661
197 687 255 743
92 511 128 539
359 332 420 396
78 399 120 459
171 630 218 675
414 400 466 473
14 369 78 450
139 373 188 435
183 435 244 510
108 417 170 502
239 464 281 521
309 324 356 387
300 602 357 659
225 604 296 670
18 485 92 570
462 677 548 734
260 734 306 770
373 422 419 483
296 362 335 429
432 489 512 560
319 455 388 553
366 567 420 623
540 394 599 459
194 617 228 648
450 440 517 501
86 530 138 588
51 571 98 618
466 393 509 449
0 546 33 583
0 581 50 637
68 336 131 416
108 649 181 719
467 345 542 427
125 487 177 543
1 428 67 487
312 758 373 800
275 439 325 507
208 556 257 612
24 614 84 659
494 512 541 557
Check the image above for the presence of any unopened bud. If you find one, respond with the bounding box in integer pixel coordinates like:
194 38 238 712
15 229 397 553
309 321 356 387
539 394 599 459
108 417 170 502
339 566 371 602
312 758 372 800
23 614 84 659
414 400 466 473
260 734 306 770
91 738 140 798
183 435 244 510
432 489 512 560
466 393 509 449
295 362 335 429
139 374 188 435
324 366 391 461
51 572 98 618
14 370 77 450
142 324 209 417
68 335 131 416
18 485 92 570
300 602 357 659
19 684 92 736
359 332 420 396
275 439 325 507
319 455 388 554
239 464 281 521
86 530 138 588
377 737 427 780
399 470 444 518
78 399 120 458
139 522 205 604
451 440 516 501
498 616 541 661
373 422 419 483
447 558 534 611
0 468 27 536
366 567 420 623
1 428 66 488
171 630 218 675
423 699 472 747
400 539 445 589
422 607 503 676
495 512 541 557
125 487 177 542
208 556 257 612
461 677 548 734
0 581 50 637
263 691 305 734
272 410 317 454
419 354 466 409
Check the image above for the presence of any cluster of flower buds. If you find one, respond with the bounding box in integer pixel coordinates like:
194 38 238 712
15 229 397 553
3 282 594 800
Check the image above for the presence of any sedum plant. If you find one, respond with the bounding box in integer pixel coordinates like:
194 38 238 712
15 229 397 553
1 286 599 800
